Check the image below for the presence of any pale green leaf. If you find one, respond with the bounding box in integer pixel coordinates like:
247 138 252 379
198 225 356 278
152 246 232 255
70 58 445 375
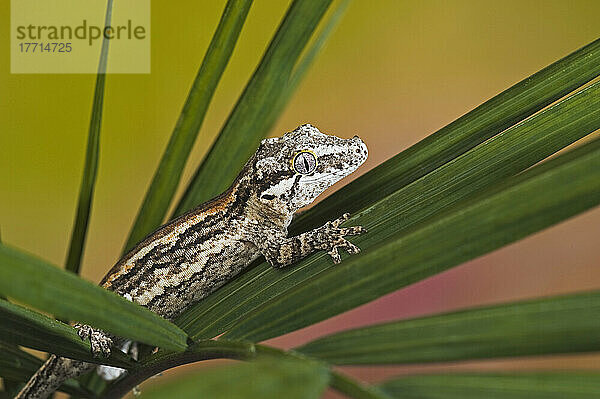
124 360 328 399
124 0 253 252
0 244 187 352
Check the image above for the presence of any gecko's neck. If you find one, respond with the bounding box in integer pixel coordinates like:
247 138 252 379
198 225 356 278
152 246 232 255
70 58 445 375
244 192 293 230
229 172 293 231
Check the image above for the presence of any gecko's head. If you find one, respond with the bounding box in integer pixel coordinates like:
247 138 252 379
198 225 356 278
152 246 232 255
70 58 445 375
252 124 368 212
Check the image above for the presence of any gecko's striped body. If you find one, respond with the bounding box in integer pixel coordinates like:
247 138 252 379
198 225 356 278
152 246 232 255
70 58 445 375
101 177 262 321
17 124 368 398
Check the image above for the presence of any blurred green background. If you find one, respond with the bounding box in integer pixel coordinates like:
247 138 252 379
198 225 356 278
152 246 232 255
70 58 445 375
2 1 600 396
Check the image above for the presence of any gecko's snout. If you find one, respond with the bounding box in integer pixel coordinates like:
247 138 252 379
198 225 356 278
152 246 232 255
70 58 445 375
352 135 368 155
351 134 365 146
344 135 368 170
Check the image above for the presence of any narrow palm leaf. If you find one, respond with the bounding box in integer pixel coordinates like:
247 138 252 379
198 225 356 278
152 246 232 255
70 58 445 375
292 37 600 233
0 343 42 382
329 371 393 399
173 0 333 215
223 136 600 341
126 360 329 399
379 373 600 399
123 0 253 252
0 244 186 351
1 381 20 399
296 290 600 364
64 0 113 275
102 339 378 399
0 299 133 367
101 340 260 398
275 0 351 116
176 80 600 340
0 345 95 397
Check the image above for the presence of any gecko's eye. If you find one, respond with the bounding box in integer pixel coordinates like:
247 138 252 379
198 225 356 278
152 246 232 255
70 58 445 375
292 151 317 174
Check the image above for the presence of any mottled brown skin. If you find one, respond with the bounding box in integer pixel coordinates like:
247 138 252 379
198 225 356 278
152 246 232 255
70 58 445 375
16 124 368 399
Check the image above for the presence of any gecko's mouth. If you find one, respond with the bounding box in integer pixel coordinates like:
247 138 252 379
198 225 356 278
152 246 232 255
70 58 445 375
301 166 360 185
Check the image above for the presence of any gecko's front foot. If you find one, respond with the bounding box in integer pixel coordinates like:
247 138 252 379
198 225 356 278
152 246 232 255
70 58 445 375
74 323 113 357
318 213 366 264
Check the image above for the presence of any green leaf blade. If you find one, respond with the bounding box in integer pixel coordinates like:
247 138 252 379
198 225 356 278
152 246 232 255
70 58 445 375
275 0 351 116
379 373 600 399
222 136 600 341
349 80 600 247
0 299 133 367
296 290 600 364
0 245 187 352
173 0 333 216
176 79 600 341
0 343 42 382
0 344 95 397
124 0 253 252
133 359 329 399
292 37 600 234
329 371 394 399
64 0 113 275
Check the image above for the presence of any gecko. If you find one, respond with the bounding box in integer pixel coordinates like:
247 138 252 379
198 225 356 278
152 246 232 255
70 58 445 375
16 124 368 399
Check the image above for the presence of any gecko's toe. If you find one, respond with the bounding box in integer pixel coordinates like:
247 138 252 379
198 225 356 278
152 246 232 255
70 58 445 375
90 340 102 357
77 326 113 357
90 337 111 357
328 247 342 264
344 241 361 255
332 213 351 228
92 332 113 357
99 337 113 357
339 226 365 236
74 323 92 340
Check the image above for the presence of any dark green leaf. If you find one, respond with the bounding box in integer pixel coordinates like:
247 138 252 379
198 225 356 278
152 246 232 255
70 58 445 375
0 244 186 352
296 290 600 364
292 37 600 234
0 343 42 382
102 339 330 399
0 299 132 367
64 0 112 275
223 135 600 341
58 380 98 398
123 0 253 252
2 379 94 399
1 379 22 399
379 373 600 399
176 80 600 341
77 371 106 399
101 340 261 398
0 345 94 397
131 359 329 399
173 0 333 216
